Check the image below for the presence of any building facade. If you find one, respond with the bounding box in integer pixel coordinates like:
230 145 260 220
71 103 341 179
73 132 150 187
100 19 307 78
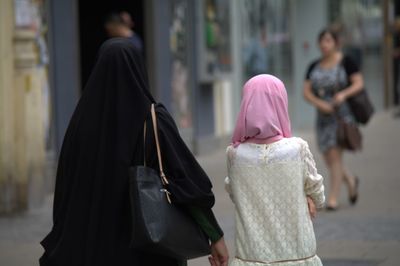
49 0 391 155
0 0 49 213
0 0 395 212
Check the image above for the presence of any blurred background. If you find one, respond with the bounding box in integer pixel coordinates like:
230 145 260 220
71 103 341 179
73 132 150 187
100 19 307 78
0 0 399 265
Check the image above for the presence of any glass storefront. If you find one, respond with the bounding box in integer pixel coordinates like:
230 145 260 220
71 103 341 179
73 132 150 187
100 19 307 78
329 0 384 109
169 0 233 131
196 0 232 81
166 0 386 137
170 0 192 129
204 0 232 74
238 0 293 91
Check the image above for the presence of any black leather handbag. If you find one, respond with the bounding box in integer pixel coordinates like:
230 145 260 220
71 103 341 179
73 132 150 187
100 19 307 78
340 59 374 125
129 104 210 260
347 89 374 125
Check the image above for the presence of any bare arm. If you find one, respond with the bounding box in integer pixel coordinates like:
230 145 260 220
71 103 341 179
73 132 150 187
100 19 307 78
333 72 364 106
303 80 334 114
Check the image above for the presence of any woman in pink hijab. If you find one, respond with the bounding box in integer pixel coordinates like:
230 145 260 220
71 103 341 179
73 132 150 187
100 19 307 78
223 74 325 266
231 74 292 146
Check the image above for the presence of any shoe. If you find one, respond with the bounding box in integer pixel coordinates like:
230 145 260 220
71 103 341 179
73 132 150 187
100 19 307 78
349 176 359 205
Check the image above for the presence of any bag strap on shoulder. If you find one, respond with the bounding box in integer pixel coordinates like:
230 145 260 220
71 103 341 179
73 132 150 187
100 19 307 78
150 104 169 186
143 104 171 203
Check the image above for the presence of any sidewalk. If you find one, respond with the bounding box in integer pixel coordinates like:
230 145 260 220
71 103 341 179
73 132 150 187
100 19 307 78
192 111 400 266
0 111 399 266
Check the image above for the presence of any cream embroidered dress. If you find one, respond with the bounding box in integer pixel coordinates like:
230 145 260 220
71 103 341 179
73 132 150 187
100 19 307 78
226 137 325 266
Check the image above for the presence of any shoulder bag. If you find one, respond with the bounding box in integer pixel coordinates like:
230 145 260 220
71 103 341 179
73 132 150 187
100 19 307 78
342 58 374 124
335 64 363 151
129 104 211 260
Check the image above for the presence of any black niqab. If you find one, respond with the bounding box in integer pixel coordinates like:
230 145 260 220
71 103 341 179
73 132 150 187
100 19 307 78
40 38 216 266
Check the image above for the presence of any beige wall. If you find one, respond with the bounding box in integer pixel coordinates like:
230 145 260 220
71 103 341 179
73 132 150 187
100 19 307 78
0 0 46 213
0 0 18 213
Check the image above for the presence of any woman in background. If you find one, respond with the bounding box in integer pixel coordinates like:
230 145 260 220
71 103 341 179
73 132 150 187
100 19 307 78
303 29 364 210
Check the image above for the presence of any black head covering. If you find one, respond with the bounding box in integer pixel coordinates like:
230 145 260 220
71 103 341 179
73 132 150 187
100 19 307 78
39 38 216 266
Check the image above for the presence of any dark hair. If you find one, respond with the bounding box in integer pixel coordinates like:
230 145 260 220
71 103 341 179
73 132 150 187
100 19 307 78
318 28 339 44
105 13 125 26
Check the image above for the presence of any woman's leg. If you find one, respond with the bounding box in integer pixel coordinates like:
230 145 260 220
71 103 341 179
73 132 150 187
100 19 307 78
343 168 356 196
343 168 356 192
323 147 344 207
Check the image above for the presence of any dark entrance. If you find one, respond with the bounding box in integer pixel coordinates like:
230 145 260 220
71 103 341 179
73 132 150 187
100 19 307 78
78 0 145 87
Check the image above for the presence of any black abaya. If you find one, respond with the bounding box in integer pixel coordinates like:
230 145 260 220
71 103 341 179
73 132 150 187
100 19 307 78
39 38 222 266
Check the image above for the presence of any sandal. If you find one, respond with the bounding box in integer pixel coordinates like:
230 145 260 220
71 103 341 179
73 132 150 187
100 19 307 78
349 176 359 205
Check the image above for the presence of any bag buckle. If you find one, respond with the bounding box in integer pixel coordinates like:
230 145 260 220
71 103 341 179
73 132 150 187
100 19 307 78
160 189 172 204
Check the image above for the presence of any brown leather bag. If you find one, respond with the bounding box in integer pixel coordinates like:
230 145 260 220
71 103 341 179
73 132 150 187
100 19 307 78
334 60 363 151
336 117 362 151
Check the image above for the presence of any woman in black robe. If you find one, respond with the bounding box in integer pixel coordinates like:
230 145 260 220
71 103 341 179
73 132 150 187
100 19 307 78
39 38 228 266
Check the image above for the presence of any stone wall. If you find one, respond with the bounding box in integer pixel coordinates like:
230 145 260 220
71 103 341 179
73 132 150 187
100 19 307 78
0 0 47 214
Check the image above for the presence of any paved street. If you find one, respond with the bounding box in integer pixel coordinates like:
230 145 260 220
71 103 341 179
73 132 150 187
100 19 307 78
191 111 400 266
0 111 399 266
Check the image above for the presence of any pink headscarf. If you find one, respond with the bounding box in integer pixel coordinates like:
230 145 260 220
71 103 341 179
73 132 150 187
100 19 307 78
231 74 292 147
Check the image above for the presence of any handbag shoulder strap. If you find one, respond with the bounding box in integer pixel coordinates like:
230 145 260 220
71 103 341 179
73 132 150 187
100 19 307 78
333 58 345 119
334 59 343 94
150 104 170 186
142 104 172 203
151 104 172 203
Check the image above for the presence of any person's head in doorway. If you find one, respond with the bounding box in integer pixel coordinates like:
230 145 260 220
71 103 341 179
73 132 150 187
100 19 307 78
104 12 132 38
318 28 339 58
120 11 134 29
104 12 143 53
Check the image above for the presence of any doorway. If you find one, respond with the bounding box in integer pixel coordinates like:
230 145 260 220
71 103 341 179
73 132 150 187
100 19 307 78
78 0 145 87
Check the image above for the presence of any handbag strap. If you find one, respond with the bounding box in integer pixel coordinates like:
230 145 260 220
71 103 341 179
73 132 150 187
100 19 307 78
150 104 169 186
333 58 345 120
143 103 172 204
142 104 172 203
334 59 343 94
151 103 172 204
